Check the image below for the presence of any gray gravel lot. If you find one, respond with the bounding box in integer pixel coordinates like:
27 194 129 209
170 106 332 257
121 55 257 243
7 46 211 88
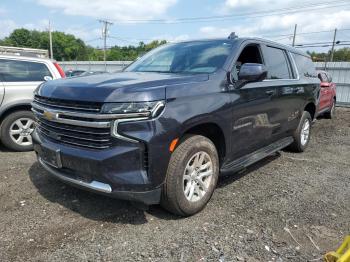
0 108 349 262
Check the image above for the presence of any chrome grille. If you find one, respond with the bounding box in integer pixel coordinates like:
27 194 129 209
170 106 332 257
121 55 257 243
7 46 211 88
36 118 112 149
34 95 102 112
32 96 112 149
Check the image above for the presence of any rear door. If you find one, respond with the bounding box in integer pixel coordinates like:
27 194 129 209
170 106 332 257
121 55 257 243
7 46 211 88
0 58 53 105
259 45 298 141
263 44 304 141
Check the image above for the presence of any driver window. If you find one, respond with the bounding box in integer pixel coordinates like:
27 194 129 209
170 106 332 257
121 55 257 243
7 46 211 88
232 44 263 80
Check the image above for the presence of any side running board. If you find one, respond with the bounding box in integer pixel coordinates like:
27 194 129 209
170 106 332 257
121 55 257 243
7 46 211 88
220 136 293 176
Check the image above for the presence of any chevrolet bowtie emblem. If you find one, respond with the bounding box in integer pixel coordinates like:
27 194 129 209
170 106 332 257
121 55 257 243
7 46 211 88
43 111 56 121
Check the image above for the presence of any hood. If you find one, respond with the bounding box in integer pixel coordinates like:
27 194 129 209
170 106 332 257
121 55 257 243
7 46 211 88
37 71 209 102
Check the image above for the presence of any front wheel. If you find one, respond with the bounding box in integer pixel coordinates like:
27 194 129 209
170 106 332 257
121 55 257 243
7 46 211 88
161 135 219 216
0 111 35 152
287 111 312 152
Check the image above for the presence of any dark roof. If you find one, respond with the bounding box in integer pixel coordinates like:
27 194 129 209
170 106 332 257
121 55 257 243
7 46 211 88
175 37 309 58
236 37 309 57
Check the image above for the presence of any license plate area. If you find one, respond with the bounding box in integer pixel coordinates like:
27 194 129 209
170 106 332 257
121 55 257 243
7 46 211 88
40 146 62 169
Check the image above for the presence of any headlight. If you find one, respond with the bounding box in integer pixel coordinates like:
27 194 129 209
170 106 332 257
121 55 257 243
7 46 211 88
104 101 166 142
101 101 165 118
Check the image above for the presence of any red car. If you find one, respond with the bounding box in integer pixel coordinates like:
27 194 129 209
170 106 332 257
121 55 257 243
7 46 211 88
317 70 336 119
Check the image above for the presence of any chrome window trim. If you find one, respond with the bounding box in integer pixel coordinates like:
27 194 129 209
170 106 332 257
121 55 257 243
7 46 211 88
288 51 300 80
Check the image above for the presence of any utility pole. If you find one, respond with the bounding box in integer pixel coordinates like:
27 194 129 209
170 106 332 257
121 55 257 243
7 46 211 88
330 28 338 62
292 24 297 47
49 20 53 59
99 19 113 71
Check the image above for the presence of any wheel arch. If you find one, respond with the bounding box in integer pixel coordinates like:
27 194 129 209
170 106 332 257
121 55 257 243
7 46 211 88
304 102 316 120
181 122 227 165
0 102 33 130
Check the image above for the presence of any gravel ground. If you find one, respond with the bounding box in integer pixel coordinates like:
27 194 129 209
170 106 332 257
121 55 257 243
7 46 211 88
0 108 349 262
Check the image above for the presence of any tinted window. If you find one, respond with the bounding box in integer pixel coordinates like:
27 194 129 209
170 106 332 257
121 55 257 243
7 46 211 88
263 46 291 79
292 53 317 78
125 40 234 74
0 59 52 82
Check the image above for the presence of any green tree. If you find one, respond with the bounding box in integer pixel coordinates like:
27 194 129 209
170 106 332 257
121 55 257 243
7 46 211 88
1 28 167 61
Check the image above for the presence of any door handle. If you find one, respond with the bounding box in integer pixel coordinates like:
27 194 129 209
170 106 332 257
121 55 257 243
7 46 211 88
265 90 275 96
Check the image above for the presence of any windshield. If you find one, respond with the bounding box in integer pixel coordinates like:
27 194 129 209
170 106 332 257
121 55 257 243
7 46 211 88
125 40 234 74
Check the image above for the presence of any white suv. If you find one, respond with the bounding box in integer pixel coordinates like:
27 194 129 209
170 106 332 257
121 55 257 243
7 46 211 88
0 55 65 151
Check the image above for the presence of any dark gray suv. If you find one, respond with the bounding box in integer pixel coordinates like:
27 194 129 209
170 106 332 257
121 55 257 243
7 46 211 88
31 37 320 216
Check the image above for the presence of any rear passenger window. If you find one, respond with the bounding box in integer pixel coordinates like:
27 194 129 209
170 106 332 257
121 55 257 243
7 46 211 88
0 59 52 82
263 46 291 79
291 53 317 78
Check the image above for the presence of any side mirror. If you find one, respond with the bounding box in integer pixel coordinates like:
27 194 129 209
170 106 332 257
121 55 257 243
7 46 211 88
238 63 267 82
44 76 53 81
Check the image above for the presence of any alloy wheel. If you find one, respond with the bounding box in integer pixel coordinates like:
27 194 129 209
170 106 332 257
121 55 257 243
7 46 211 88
9 118 35 146
300 119 310 146
183 151 213 202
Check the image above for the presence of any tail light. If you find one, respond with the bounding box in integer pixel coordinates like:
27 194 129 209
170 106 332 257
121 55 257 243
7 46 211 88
53 62 66 78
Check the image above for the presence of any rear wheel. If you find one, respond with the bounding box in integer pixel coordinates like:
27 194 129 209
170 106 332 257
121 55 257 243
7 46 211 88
287 111 312 152
161 135 219 216
0 111 35 151
325 99 336 119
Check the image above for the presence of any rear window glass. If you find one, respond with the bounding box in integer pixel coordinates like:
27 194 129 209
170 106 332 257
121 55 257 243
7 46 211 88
292 53 317 78
0 59 52 82
263 46 291 79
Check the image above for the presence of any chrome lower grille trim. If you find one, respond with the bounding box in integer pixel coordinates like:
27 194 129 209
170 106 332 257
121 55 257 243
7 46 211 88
39 158 112 193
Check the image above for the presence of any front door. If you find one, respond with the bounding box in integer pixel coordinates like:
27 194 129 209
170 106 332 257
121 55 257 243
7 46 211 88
228 43 281 160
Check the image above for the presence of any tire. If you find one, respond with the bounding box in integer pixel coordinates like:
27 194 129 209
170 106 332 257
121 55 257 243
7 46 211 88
324 99 336 119
0 111 35 152
161 135 219 216
287 111 312 153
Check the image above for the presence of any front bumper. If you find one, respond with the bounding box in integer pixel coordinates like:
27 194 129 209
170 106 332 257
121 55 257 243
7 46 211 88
32 129 162 205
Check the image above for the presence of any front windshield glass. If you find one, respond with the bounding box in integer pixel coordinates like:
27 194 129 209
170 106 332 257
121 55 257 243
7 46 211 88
125 40 234 74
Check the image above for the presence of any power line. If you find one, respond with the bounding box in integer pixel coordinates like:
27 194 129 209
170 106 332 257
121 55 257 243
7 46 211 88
265 28 350 39
105 0 350 24
296 43 350 48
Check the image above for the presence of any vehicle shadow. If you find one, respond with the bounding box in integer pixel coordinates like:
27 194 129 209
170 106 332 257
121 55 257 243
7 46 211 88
28 162 152 225
217 152 281 188
0 143 12 152
28 152 281 223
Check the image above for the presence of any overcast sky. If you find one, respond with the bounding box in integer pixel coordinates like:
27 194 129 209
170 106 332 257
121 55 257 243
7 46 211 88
1 0 350 52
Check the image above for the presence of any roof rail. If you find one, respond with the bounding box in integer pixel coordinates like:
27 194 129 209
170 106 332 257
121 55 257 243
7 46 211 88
0 46 49 58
